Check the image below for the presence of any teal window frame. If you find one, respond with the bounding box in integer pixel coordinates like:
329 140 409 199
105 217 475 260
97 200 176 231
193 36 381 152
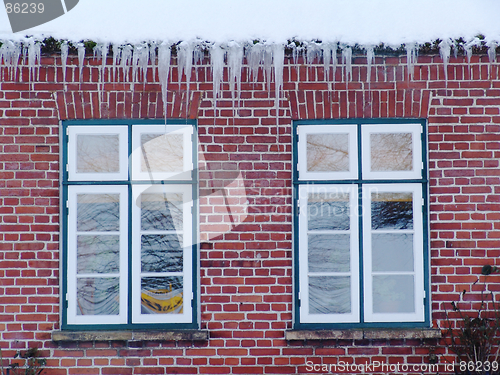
293 118 430 329
61 119 199 330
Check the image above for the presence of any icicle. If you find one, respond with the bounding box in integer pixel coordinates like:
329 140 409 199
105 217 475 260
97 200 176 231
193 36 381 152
263 44 273 92
247 43 263 82
1 41 22 81
131 44 140 82
272 43 284 121
158 42 172 120
366 45 375 83
93 43 108 96
135 43 149 82
227 41 244 108
322 42 334 82
100 44 108 94
178 41 194 103
0 42 9 80
439 39 451 82
405 43 417 80
60 41 68 89
210 43 225 102
12 41 21 81
194 45 204 65
120 45 133 82
291 42 300 66
463 38 477 78
149 42 157 81
112 44 121 81
27 38 41 86
306 41 322 65
93 44 101 61
77 43 85 82
487 41 498 63
341 45 352 81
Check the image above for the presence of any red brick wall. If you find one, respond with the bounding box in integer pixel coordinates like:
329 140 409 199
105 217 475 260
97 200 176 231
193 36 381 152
0 51 499 374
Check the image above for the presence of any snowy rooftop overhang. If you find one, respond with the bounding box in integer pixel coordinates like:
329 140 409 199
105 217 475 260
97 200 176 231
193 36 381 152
1 0 500 46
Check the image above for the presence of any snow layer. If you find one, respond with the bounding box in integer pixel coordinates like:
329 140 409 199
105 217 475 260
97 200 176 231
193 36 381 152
0 0 500 46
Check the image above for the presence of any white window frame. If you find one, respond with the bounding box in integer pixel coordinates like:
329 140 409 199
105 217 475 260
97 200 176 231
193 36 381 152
362 183 425 323
64 122 197 329
66 185 129 325
297 125 358 181
295 121 427 326
67 125 129 181
361 123 422 180
298 184 359 323
131 184 193 324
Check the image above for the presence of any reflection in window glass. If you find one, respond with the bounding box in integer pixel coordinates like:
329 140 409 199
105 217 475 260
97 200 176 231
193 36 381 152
77 235 120 274
307 133 349 172
372 233 414 272
308 234 350 273
370 133 413 172
141 133 183 173
141 193 183 231
77 194 120 232
141 234 183 273
141 276 183 315
372 275 415 313
308 192 350 231
77 277 120 315
77 134 120 173
371 192 413 230
309 276 351 314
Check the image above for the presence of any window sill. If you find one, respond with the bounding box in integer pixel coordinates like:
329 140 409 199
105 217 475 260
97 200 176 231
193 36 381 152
285 328 441 341
52 330 209 342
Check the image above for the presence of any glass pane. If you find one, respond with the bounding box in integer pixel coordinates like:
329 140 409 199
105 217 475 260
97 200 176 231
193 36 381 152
309 276 351 314
308 234 350 273
141 133 183 173
77 134 120 173
308 192 350 231
141 276 183 314
141 193 183 231
372 233 414 272
77 194 120 232
77 235 120 274
370 132 413 172
76 277 119 315
141 234 183 272
307 133 349 172
371 192 413 230
372 275 415 313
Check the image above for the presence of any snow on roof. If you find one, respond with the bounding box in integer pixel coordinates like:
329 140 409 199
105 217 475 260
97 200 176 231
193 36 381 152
0 0 500 46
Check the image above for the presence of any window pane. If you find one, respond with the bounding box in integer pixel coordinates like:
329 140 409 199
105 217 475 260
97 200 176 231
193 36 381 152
307 133 349 172
141 234 183 272
372 233 414 272
141 276 183 314
77 134 120 173
372 275 415 313
141 193 183 231
77 235 120 274
141 133 183 173
371 192 413 230
308 192 350 231
308 234 350 273
370 133 413 172
309 276 351 314
76 277 120 315
77 194 120 232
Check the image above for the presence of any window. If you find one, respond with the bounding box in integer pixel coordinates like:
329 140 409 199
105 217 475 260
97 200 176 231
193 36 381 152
293 119 429 328
62 120 198 329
